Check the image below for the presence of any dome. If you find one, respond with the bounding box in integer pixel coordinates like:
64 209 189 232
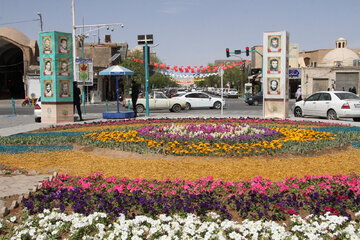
0 26 31 47
322 48 359 63
337 37 346 41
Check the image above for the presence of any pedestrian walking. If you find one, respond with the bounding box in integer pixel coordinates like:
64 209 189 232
73 82 83 121
131 80 139 118
295 86 302 102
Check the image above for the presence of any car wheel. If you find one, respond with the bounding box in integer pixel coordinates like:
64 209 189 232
327 109 338 120
213 101 221 109
136 104 145 113
254 100 259 106
185 102 191 110
353 117 360 122
171 104 181 113
35 117 41 123
294 107 303 117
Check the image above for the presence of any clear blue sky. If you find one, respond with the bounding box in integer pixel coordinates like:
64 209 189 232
1 0 360 66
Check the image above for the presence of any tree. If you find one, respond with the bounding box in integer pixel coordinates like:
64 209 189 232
121 49 177 92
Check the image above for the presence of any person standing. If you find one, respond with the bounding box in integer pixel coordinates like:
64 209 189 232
73 82 83 121
131 80 139 118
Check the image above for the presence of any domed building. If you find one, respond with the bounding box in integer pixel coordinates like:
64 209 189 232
298 38 360 97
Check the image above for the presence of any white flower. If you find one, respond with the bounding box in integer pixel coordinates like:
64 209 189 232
9 216 17 223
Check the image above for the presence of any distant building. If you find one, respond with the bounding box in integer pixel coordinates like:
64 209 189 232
299 38 360 98
0 27 129 100
250 38 360 98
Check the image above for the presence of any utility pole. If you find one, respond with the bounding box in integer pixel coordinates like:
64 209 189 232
71 0 124 115
37 12 43 32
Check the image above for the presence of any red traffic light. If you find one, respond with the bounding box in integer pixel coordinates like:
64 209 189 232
226 48 230 58
246 47 250 56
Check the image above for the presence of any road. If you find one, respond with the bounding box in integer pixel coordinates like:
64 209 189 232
0 98 359 134
0 98 264 117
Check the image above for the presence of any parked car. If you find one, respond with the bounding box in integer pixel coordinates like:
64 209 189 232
34 97 42 122
293 91 360 121
227 89 239 98
172 92 226 110
124 91 186 113
245 91 263 106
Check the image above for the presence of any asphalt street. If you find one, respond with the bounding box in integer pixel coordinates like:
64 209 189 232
0 98 359 136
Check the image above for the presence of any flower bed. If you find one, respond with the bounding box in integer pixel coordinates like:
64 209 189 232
1 173 360 239
2 210 360 239
0 118 359 238
83 124 339 156
20 173 360 222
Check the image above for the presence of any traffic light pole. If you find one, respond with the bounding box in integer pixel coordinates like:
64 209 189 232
144 43 150 117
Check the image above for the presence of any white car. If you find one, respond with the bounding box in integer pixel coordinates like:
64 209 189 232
34 97 42 122
293 91 360 121
173 92 226 110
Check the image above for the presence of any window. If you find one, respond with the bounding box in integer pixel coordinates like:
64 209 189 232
155 92 166 99
186 93 199 98
198 93 210 98
334 92 360 100
319 93 331 101
306 93 321 101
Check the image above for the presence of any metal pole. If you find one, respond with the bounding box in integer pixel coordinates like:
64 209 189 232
72 0 77 119
144 43 149 117
116 76 119 113
221 71 224 116
11 98 16 115
81 37 86 115
37 12 43 32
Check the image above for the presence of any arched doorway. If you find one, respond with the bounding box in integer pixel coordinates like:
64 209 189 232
0 39 24 99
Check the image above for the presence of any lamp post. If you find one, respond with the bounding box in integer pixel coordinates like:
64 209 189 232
71 0 124 116
37 12 43 32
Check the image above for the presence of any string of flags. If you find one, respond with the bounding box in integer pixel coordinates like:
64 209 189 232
133 58 250 79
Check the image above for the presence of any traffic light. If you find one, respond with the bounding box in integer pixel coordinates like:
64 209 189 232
226 48 230 58
246 47 250 56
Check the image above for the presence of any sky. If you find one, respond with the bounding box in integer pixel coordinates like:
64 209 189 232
1 0 360 67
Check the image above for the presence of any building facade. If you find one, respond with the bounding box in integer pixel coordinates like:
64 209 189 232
0 27 128 101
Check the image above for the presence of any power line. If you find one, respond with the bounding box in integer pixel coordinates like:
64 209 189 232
0 19 39 26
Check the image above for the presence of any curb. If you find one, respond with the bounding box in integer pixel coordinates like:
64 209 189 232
0 172 57 218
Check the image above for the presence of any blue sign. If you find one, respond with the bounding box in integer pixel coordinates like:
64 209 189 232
289 69 301 78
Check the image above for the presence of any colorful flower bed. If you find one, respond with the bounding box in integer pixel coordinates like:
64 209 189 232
83 124 340 156
2 173 360 239
0 118 360 239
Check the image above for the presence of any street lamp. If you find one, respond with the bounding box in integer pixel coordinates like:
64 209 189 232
71 0 124 115
37 12 43 32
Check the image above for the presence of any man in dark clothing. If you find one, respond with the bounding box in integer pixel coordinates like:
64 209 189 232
131 80 139 118
73 82 83 121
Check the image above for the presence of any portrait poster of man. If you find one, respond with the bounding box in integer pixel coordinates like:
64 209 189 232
44 80 53 97
267 57 281 74
59 80 71 98
267 78 281 95
59 58 70 76
42 36 52 54
268 35 281 52
58 36 69 54
43 58 53 76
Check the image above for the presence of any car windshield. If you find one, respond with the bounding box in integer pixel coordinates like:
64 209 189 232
334 92 360 100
